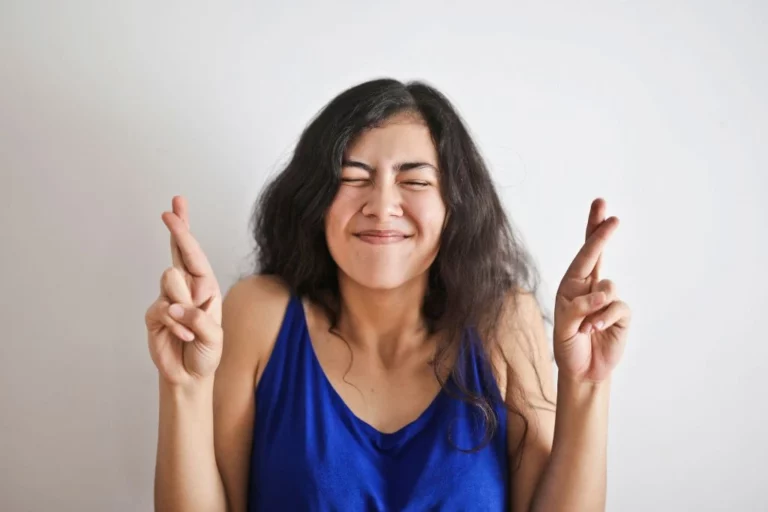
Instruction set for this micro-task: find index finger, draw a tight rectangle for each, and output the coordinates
[566,216,619,280]
[161,211,214,278]
[586,198,606,281]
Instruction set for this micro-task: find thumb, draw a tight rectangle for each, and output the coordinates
[167,303,222,348]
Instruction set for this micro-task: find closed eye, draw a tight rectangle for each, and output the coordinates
[402,180,430,188]
[340,178,370,186]
[341,179,431,188]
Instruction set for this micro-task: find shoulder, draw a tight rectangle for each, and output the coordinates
[490,289,555,408]
[223,273,291,314]
[220,274,292,384]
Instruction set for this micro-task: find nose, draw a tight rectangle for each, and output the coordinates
[361,179,403,219]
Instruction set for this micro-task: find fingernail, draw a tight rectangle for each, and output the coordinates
[169,304,184,319]
[595,320,605,330]
[181,330,194,341]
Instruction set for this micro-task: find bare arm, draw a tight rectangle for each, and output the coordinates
[155,377,226,511]
[148,197,289,511]
[503,200,630,512]
[530,377,610,511]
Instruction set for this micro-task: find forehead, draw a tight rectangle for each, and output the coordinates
[345,113,437,162]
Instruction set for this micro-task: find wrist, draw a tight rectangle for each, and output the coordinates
[557,374,611,405]
[159,376,215,405]
[551,373,612,454]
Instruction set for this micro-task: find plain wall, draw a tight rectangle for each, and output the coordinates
[2,1,766,510]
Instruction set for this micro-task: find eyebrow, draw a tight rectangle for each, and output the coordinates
[342,159,439,173]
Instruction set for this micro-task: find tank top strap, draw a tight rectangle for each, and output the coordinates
[451,327,505,403]
[255,294,308,412]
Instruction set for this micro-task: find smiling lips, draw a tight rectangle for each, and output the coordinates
[354,230,411,244]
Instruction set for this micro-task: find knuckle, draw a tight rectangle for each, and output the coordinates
[621,301,632,317]
[204,278,221,297]
[160,267,177,288]
[161,266,176,280]
[598,282,617,303]
[145,299,162,323]
[162,269,191,301]
[188,308,206,329]
[144,305,154,325]
[555,296,569,313]
[145,299,155,313]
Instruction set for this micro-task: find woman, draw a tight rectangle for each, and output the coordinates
[146,78,631,511]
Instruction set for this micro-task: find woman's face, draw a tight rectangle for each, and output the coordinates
[325,113,447,291]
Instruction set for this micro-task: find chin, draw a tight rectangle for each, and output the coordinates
[353,275,410,291]
[343,267,419,292]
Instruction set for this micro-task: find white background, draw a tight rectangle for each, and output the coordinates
[2,1,766,510]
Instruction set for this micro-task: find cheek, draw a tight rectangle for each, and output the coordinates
[409,195,447,239]
[325,192,357,242]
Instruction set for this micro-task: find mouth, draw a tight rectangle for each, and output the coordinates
[354,230,412,244]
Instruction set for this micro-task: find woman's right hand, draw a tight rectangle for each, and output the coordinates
[145,196,223,388]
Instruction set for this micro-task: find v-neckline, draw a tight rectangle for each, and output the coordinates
[296,296,449,447]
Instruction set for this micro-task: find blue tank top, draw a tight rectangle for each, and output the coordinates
[248,295,508,511]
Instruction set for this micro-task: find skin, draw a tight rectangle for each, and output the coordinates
[147,113,631,511]
[314,113,451,432]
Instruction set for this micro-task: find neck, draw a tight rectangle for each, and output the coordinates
[336,273,431,362]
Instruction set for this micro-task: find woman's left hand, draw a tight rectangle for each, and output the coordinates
[553,198,632,383]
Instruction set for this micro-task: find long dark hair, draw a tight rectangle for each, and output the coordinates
[251,78,551,460]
